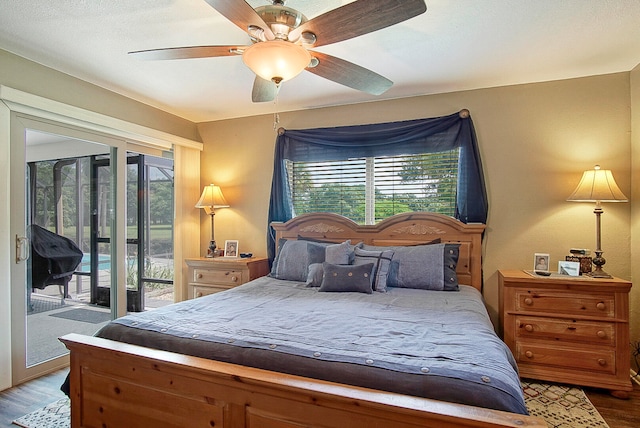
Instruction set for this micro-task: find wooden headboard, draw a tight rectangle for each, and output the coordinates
[271,212,486,291]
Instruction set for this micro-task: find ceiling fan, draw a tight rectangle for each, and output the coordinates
[129,0,427,103]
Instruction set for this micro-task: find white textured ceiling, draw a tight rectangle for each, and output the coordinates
[1,0,639,123]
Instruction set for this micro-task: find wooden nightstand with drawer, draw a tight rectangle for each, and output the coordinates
[498,269,632,397]
[185,257,270,299]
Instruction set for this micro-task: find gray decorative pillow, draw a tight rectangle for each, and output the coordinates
[269,239,310,282]
[307,240,355,266]
[324,240,353,264]
[271,239,358,282]
[319,262,374,294]
[305,263,324,287]
[299,236,362,264]
[353,247,394,292]
[307,241,327,265]
[387,243,461,291]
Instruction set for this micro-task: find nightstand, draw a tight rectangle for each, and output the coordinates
[498,269,632,397]
[185,257,270,298]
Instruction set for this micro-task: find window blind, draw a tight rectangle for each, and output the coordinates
[287,149,459,224]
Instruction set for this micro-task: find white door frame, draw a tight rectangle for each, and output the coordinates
[0,86,202,388]
[10,113,128,384]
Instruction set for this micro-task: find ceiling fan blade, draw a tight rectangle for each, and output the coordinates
[252,76,278,103]
[289,0,426,47]
[204,0,274,40]
[305,51,392,95]
[129,46,245,60]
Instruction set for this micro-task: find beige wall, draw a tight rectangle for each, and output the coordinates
[198,72,633,329]
[0,49,199,142]
[631,63,640,348]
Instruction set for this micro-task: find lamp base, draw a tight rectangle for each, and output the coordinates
[206,240,217,258]
[585,251,612,278]
[585,268,612,279]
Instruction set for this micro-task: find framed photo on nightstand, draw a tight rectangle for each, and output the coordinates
[224,240,239,258]
[533,253,549,272]
[558,260,580,276]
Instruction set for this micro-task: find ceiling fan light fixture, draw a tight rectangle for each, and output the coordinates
[243,40,311,83]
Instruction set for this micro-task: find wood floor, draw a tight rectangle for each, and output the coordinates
[1,368,639,427]
[0,369,68,428]
[583,381,640,428]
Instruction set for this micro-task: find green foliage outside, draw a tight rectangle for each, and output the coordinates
[33,158,174,236]
[126,257,173,291]
[31,156,175,291]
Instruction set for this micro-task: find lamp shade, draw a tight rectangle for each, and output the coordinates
[195,184,229,209]
[567,165,628,202]
[243,40,311,84]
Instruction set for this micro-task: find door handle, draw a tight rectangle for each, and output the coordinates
[16,235,29,263]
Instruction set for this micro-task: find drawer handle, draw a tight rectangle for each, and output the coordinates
[596,302,606,311]
[597,330,607,339]
[598,358,607,366]
[524,324,534,332]
[525,351,534,359]
[196,291,203,298]
[197,273,203,279]
[524,298,533,306]
[231,276,238,282]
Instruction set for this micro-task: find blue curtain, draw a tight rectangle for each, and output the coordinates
[267,110,487,261]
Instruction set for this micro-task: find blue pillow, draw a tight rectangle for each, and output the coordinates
[271,239,359,282]
[362,242,460,291]
[307,240,356,266]
[299,236,362,264]
[390,243,460,291]
[269,239,310,281]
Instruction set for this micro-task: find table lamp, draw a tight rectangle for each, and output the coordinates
[566,165,628,278]
[195,184,229,257]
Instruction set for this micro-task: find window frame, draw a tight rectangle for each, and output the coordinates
[286,148,460,225]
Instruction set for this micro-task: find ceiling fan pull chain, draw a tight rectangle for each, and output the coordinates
[273,112,280,130]
[273,87,281,130]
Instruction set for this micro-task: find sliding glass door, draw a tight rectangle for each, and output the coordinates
[1,87,197,389]
[10,116,124,384]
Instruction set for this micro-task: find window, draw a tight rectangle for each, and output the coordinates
[267,112,487,261]
[287,149,459,224]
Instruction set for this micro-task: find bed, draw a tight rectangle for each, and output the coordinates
[60,212,546,428]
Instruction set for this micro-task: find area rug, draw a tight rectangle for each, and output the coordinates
[522,380,610,428]
[12,397,69,428]
[28,294,66,314]
[48,308,110,324]
[12,382,609,428]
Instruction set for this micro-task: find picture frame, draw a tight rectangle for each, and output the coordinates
[565,255,593,275]
[224,240,239,258]
[558,260,580,276]
[533,253,550,272]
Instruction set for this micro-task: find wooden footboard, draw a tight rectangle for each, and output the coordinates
[60,333,545,428]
